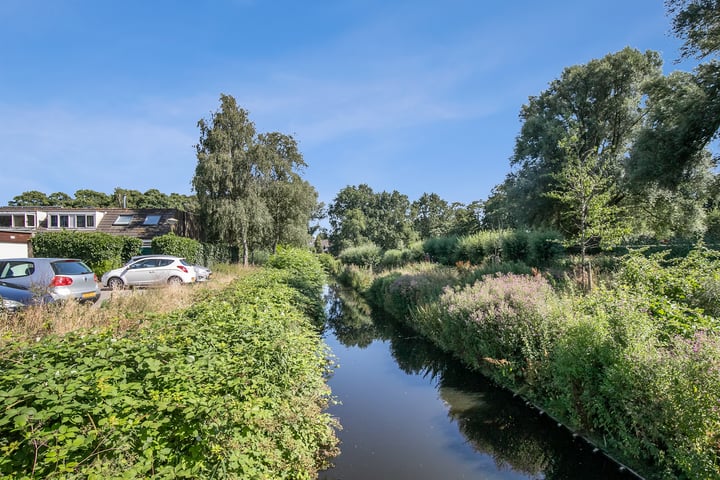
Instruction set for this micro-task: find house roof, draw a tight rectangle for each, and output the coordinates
[0,207,182,240]
[95,208,178,239]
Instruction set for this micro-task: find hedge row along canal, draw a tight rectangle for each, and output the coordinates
[0,247,339,479]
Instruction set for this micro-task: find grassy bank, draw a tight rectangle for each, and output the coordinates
[0,248,339,479]
[352,246,720,480]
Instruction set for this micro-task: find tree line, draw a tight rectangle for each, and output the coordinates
[329,1,720,260]
[7,188,196,210]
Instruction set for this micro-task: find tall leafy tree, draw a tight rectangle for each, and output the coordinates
[167,193,197,211]
[372,190,414,250]
[137,189,170,208]
[504,48,663,238]
[482,181,519,230]
[112,188,144,208]
[547,134,629,288]
[328,185,376,254]
[193,94,269,265]
[667,0,720,60]
[47,192,72,206]
[328,184,414,253]
[411,193,453,239]
[256,132,318,251]
[448,200,484,236]
[73,189,112,207]
[8,190,50,206]
[626,71,716,238]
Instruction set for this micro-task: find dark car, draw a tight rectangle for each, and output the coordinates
[0,280,53,312]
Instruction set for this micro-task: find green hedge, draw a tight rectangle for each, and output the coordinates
[151,234,201,264]
[31,231,141,276]
[338,243,382,269]
[0,249,339,479]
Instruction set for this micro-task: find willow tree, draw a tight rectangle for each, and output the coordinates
[256,132,318,252]
[192,94,270,265]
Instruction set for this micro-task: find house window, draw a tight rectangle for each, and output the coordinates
[13,215,25,227]
[143,215,161,225]
[0,215,11,228]
[26,214,35,227]
[74,215,96,228]
[113,215,134,226]
[49,214,71,228]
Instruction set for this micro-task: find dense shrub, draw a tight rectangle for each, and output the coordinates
[0,253,338,479]
[151,234,201,263]
[527,230,564,265]
[120,236,143,263]
[547,287,720,479]
[432,273,560,386]
[31,231,141,276]
[615,246,720,338]
[380,248,416,269]
[465,261,533,284]
[455,234,485,264]
[422,236,459,264]
[266,246,327,320]
[197,243,238,266]
[501,230,530,262]
[317,253,342,276]
[338,243,382,269]
[368,264,457,324]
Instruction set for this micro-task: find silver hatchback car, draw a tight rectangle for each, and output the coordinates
[101,255,196,288]
[0,258,101,303]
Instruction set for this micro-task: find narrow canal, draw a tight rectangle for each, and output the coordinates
[318,286,640,480]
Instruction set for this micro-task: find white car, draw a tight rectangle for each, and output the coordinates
[101,256,196,288]
[194,264,212,282]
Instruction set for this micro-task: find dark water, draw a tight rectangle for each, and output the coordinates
[318,286,641,480]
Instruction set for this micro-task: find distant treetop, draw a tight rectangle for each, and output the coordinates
[7,188,197,210]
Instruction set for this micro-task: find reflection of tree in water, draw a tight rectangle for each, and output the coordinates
[323,286,378,348]
[375,313,636,480]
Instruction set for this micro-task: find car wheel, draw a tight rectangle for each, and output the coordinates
[167,276,183,286]
[108,277,124,289]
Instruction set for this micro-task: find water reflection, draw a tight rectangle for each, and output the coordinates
[320,285,640,480]
[323,285,378,348]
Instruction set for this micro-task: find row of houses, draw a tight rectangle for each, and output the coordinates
[0,207,198,258]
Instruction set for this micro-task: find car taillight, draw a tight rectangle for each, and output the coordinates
[177,265,188,273]
[94,274,99,282]
[51,276,73,287]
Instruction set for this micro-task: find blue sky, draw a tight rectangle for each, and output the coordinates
[0,0,697,210]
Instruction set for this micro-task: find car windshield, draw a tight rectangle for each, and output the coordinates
[180,259,192,267]
[52,260,92,275]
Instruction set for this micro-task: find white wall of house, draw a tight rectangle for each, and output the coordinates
[0,242,29,259]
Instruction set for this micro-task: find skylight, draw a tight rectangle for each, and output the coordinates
[143,215,161,225]
[113,215,134,226]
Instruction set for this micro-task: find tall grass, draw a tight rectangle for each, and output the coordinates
[0,264,251,345]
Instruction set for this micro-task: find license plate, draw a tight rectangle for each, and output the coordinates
[82,292,96,299]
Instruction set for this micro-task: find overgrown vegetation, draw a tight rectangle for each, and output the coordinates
[0,249,339,479]
[337,229,565,273]
[349,245,720,479]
